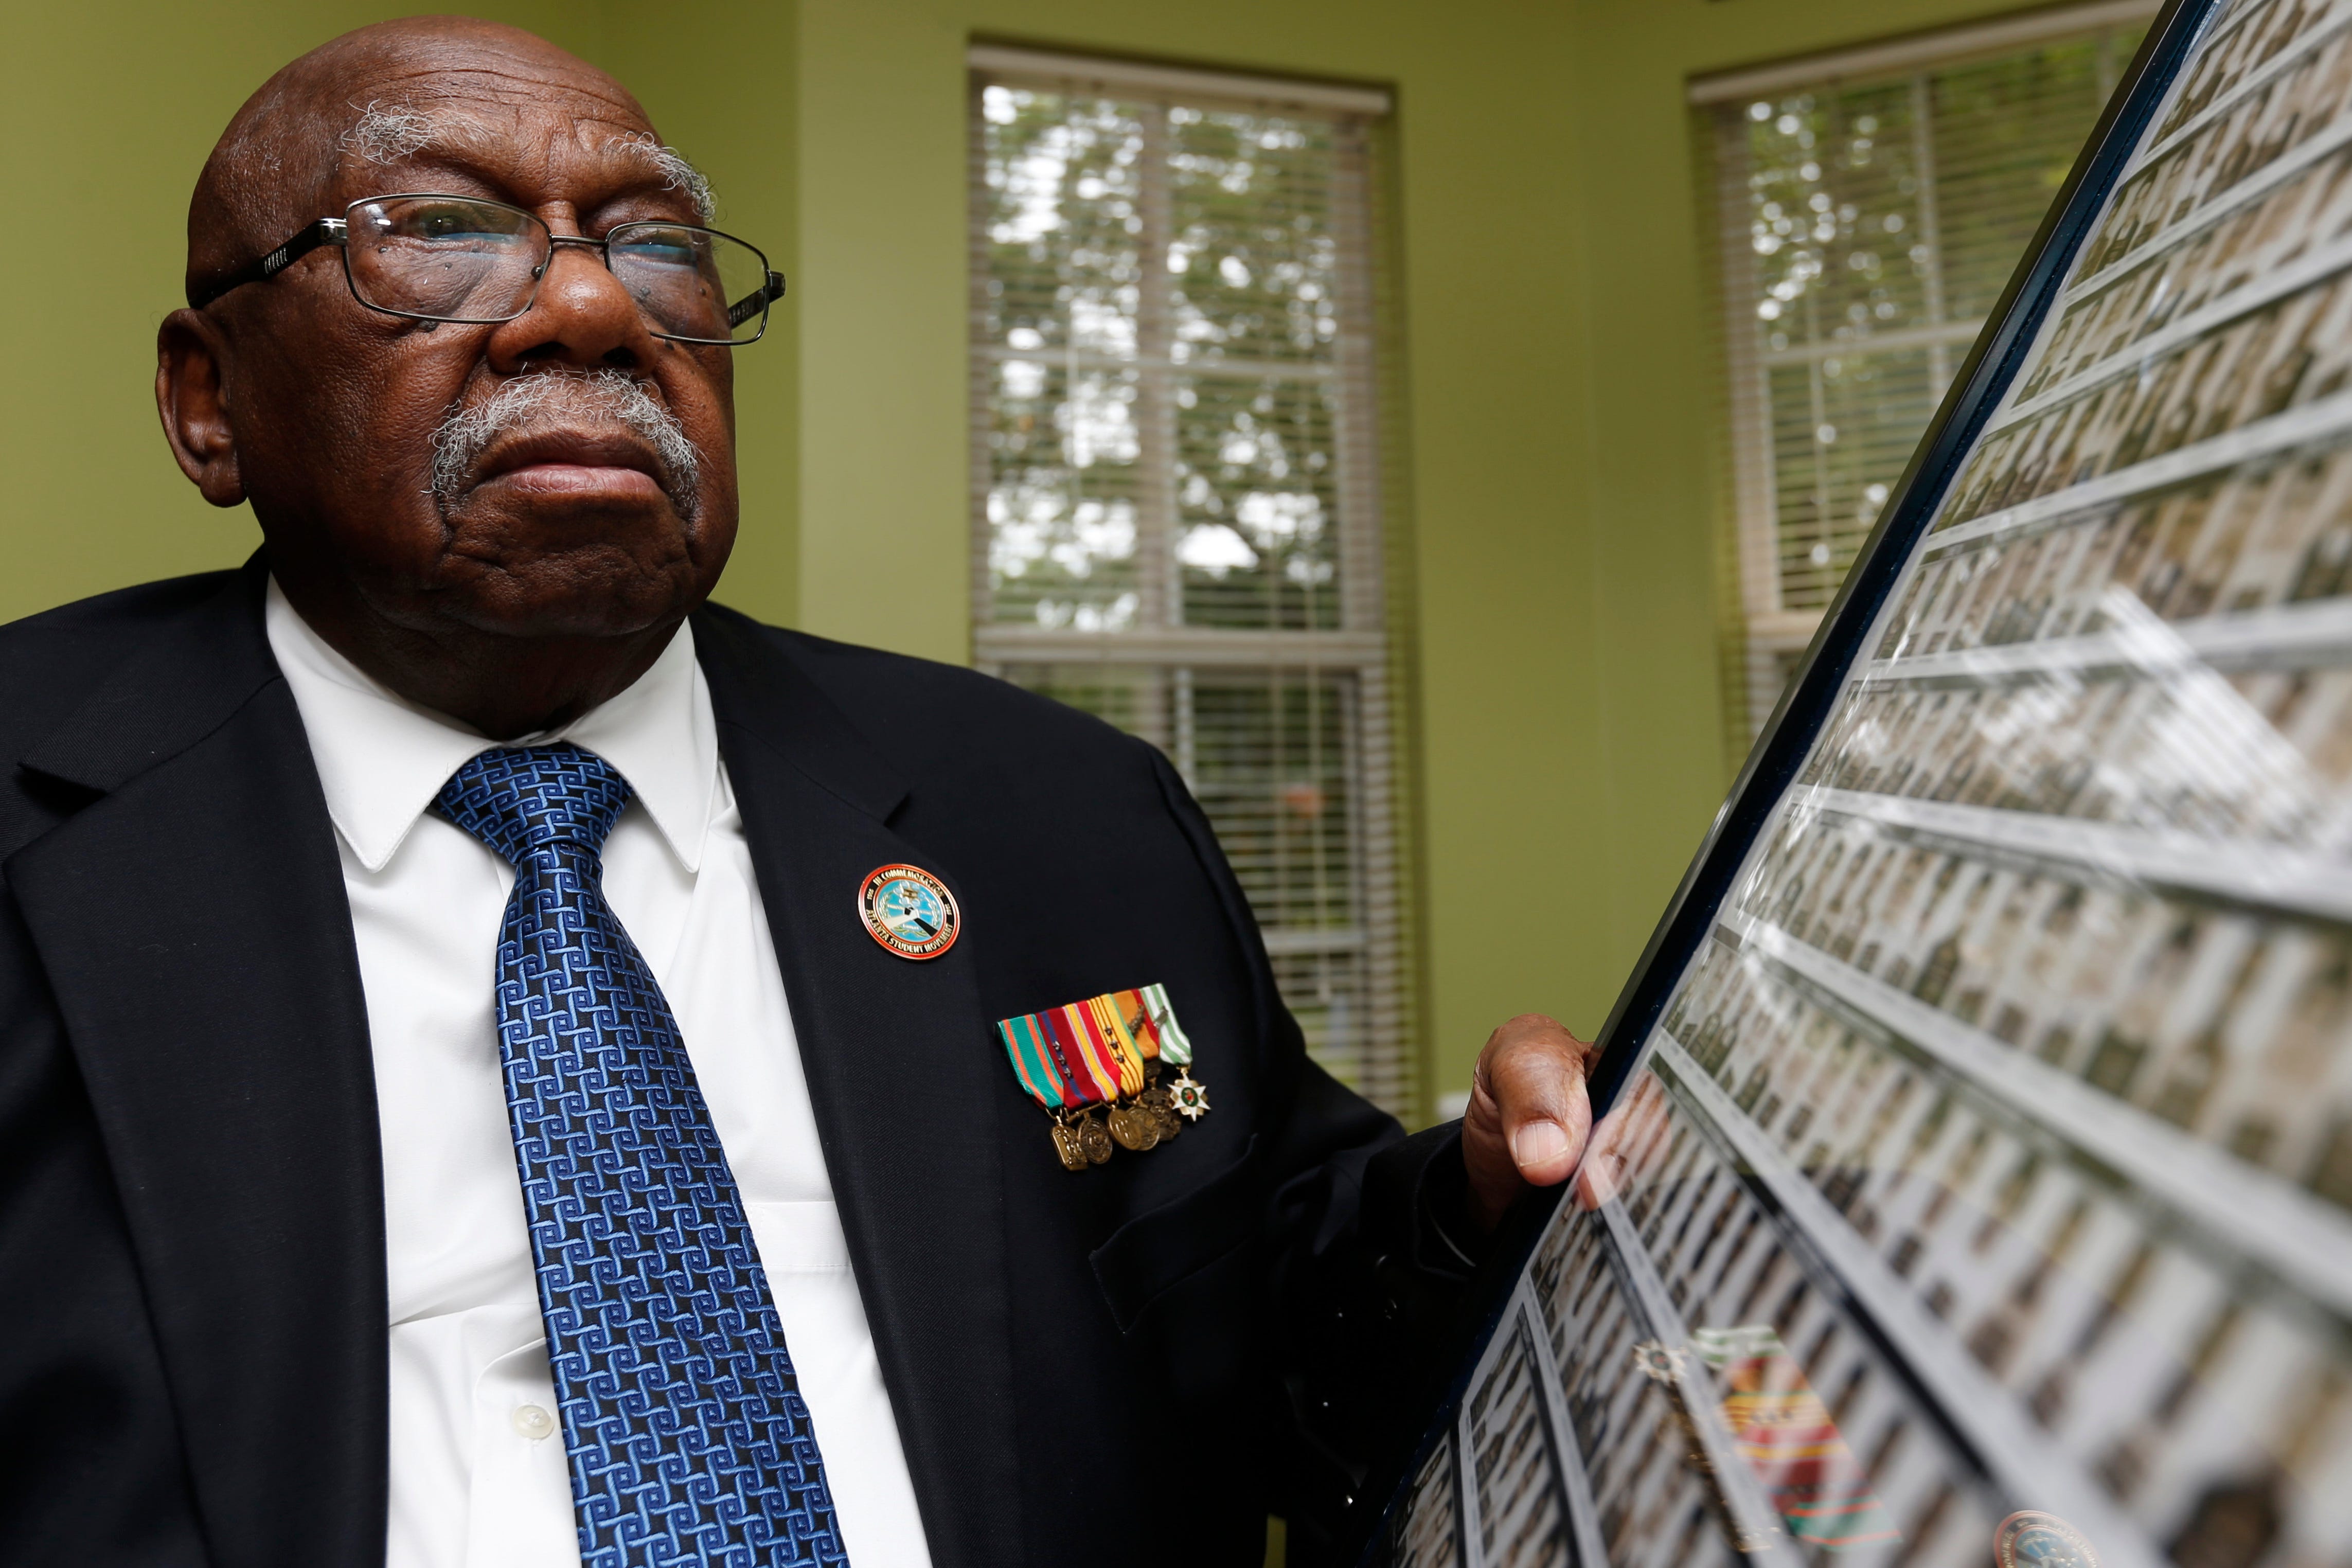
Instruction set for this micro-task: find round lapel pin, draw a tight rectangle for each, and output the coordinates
[1994,1513,2097,1568]
[858,863,960,960]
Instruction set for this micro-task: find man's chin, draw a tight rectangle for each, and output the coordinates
[397,484,730,641]
[418,543,710,644]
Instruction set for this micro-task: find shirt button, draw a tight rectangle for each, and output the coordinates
[512,1403,556,1441]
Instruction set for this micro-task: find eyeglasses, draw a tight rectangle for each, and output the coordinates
[190,192,787,346]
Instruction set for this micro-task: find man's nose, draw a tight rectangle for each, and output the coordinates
[487,239,659,372]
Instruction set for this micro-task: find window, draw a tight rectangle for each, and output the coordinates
[968,47,1412,1115]
[1702,2,2157,735]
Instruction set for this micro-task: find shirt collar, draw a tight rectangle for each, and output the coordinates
[263,578,717,875]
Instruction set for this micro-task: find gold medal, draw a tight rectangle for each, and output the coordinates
[1050,1114,1091,1172]
[1108,1100,1162,1151]
[1078,1108,1114,1164]
[1137,1082,1182,1141]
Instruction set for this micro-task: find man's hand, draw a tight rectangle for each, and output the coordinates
[1462,1014,1595,1234]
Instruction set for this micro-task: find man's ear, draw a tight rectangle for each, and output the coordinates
[156,309,245,508]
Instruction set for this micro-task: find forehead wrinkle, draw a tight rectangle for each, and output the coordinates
[332,115,709,226]
[381,60,650,123]
[337,65,650,154]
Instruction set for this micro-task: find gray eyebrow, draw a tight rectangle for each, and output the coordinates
[604,132,717,224]
[337,103,720,224]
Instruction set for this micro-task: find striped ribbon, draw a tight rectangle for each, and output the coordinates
[997,984,1189,1112]
[1138,982,1191,1067]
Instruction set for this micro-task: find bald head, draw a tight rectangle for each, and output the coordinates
[157,15,750,739]
[187,17,708,306]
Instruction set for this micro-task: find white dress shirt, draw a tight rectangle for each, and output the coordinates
[263,582,934,1568]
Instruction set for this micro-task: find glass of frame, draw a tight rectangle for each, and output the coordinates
[1353,3,2352,1565]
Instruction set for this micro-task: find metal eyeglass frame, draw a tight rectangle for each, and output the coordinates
[187,192,787,346]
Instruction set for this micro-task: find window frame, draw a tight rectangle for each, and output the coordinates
[966,46,1416,1116]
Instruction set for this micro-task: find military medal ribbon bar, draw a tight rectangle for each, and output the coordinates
[996,983,1209,1170]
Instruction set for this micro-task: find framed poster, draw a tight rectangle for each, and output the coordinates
[1351,1,2352,1563]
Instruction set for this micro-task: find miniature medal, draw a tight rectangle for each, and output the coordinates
[1051,1108,1114,1169]
[1049,1114,1090,1172]
[1168,1070,1211,1121]
[1107,1100,1162,1151]
[995,983,1206,1168]
[857,863,960,959]
[1076,1109,1114,1164]
[1136,1078,1183,1141]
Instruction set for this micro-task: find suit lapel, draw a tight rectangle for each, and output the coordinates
[696,610,1025,1568]
[9,567,385,1568]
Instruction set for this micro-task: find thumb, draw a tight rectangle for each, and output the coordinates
[1468,1014,1593,1189]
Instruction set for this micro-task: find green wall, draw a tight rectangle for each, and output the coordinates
[3,0,2035,1117]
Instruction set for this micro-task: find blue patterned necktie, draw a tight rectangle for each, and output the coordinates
[435,745,850,1567]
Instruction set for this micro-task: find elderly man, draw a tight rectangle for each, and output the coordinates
[0,17,1592,1568]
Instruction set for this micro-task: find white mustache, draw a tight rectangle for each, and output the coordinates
[429,369,701,512]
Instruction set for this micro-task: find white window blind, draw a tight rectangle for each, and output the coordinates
[968,49,1412,1115]
[1701,3,2156,736]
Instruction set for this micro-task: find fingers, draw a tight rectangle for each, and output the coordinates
[1482,1014,1594,1187]
[1460,1014,1594,1234]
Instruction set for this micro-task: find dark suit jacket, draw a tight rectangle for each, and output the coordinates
[0,562,1475,1568]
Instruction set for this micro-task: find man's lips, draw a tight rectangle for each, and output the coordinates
[473,428,668,501]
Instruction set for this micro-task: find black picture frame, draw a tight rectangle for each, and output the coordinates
[1339,1,2219,1560]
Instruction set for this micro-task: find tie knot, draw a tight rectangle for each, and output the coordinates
[435,745,632,865]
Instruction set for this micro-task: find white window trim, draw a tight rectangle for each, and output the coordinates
[967,54,1413,1114]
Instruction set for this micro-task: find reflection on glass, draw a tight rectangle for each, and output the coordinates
[1692,1326,1900,1553]
[1396,1437,1463,1568]
[1468,1324,1574,1567]
[1379,2,2352,1563]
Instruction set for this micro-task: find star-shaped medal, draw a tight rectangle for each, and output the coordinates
[1170,1071,1210,1121]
